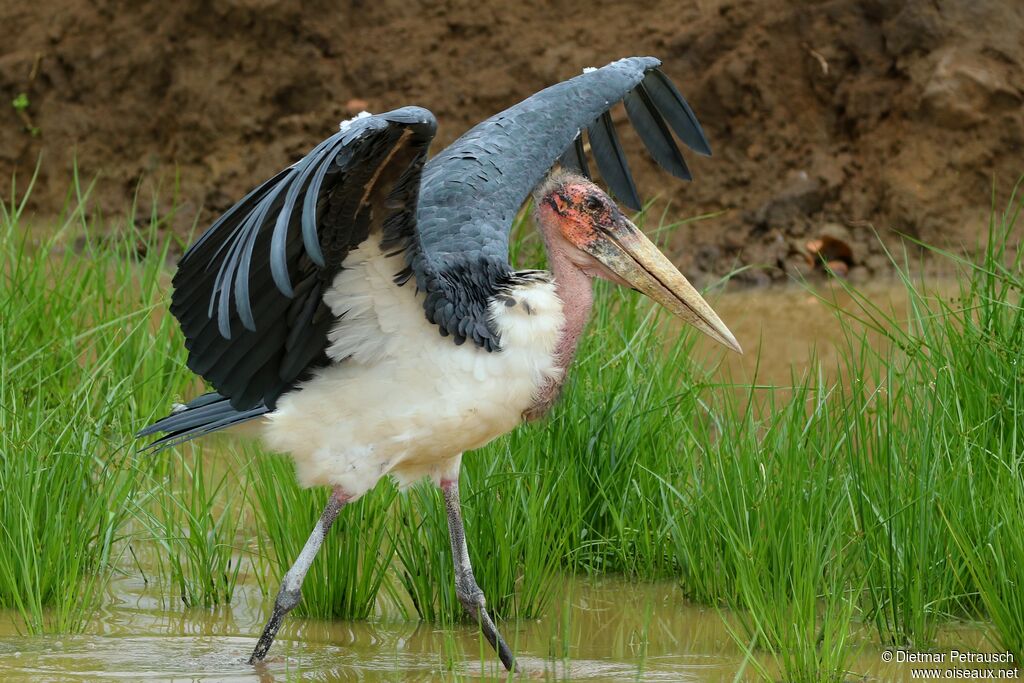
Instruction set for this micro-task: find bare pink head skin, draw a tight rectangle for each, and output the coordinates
[524,169,741,420]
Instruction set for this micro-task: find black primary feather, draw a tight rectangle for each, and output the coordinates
[637,69,711,156]
[624,86,691,180]
[588,110,642,210]
[557,132,591,179]
[137,392,268,453]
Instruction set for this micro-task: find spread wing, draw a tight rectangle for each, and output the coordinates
[408,56,710,349]
[157,57,707,416]
[169,107,437,410]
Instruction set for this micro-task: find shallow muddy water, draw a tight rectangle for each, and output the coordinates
[0,575,733,681]
[0,572,1001,682]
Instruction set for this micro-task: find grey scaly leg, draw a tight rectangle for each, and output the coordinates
[248,487,348,664]
[440,478,517,672]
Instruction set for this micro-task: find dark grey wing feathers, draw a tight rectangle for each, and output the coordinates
[588,110,642,210]
[179,167,293,269]
[410,57,710,347]
[234,175,292,329]
[625,86,691,181]
[557,133,592,179]
[137,392,271,453]
[165,107,436,412]
[639,69,711,157]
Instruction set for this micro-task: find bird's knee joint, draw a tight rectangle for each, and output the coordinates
[275,586,302,613]
[455,580,486,611]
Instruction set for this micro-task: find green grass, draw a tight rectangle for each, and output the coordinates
[393,447,570,623]
[135,447,249,607]
[249,449,398,619]
[656,377,860,682]
[0,174,187,632]
[1,172,1023,681]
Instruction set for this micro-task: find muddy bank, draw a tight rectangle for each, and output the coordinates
[1,0,1021,285]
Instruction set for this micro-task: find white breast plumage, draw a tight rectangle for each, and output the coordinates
[262,241,564,498]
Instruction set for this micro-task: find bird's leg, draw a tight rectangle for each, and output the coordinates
[440,478,517,672]
[248,487,348,665]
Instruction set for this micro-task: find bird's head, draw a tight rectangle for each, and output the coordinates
[535,170,741,353]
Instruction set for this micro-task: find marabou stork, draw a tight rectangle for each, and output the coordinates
[139,56,740,671]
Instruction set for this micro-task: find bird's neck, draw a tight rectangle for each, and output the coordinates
[547,244,594,371]
[523,213,594,420]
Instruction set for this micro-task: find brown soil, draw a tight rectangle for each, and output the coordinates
[2,0,1022,285]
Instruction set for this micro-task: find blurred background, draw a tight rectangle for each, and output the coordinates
[2,0,1022,287]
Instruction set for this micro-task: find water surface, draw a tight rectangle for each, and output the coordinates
[0,569,1003,682]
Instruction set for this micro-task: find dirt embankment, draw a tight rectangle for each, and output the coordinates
[1,0,1022,285]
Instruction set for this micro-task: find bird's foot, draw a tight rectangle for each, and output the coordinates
[248,608,283,664]
[456,586,517,672]
[248,587,301,664]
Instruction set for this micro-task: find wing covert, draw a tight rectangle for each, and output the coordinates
[407,56,710,349]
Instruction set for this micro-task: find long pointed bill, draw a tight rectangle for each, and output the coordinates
[585,215,742,353]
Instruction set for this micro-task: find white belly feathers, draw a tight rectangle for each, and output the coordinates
[262,241,564,498]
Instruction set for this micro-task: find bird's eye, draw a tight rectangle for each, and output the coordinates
[584,196,603,212]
